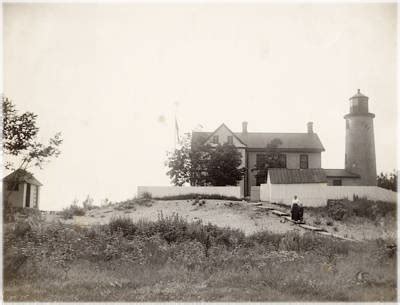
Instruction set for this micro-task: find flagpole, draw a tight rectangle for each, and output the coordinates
[174,101,179,149]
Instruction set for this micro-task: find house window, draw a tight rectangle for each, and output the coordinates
[279,154,287,168]
[256,154,266,169]
[7,183,19,191]
[212,135,219,144]
[300,154,308,169]
[227,136,233,145]
[333,179,342,186]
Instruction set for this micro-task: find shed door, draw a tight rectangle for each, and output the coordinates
[25,184,31,207]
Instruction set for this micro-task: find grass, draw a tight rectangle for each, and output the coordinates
[3,212,396,302]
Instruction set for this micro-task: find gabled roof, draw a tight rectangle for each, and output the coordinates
[324,169,360,178]
[203,123,247,147]
[3,169,42,186]
[268,168,327,184]
[192,127,325,151]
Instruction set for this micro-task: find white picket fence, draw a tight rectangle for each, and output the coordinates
[137,186,241,198]
[260,184,397,206]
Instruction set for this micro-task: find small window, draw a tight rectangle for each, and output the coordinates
[227,136,233,145]
[7,183,19,191]
[333,179,342,186]
[300,154,308,169]
[279,154,287,168]
[212,135,219,144]
[346,119,349,130]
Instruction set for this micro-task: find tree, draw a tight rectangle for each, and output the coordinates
[252,138,285,184]
[166,134,245,186]
[3,96,63,206]
[377,171,397,192]
[207,143,246,186]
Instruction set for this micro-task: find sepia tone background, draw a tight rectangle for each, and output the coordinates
[3,3,397,210]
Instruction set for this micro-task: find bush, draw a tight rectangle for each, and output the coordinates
[82,195,97,210]
[60,203,85,219]
[109,216,136,236]
[141,192,152,199]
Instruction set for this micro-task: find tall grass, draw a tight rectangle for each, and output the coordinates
[4,213,396,302]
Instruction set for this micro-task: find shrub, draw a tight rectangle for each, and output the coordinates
[60,203,85,219]
[326,220,334,226]
[109,216,136,236]
[141,192,152,200]
[82,195,97,210]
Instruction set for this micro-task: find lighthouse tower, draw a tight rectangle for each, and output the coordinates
[344,89,377,185]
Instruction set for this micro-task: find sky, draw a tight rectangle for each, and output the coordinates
[3,3,397,211]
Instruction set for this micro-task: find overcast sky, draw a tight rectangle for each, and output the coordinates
[3,3,397,210]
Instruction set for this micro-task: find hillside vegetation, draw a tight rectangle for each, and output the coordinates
[4,206,396,302]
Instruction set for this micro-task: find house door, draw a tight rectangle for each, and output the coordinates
[25,184,31,207]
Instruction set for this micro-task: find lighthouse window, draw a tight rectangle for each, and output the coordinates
[346,119,349,129]
[300,154,308,169]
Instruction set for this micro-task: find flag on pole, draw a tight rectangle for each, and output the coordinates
[175,117,180,143]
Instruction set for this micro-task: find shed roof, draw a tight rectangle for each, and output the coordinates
[268,168,327,184]
[324,169,360,178]
[3,169,43,186]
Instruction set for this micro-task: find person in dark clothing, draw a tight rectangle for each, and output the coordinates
[291,195,301,222]
[291,203,299,221]
[298,203,304,222]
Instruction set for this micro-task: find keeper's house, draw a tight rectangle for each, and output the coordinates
[192,89,376,198]
[3,169,42,209]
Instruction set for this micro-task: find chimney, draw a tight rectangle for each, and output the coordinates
[242,121,248,134]
[307,122,313,134]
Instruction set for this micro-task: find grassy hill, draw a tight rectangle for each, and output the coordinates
[3,197,397,302]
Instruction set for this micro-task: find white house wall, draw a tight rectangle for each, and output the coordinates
[260,184,397,205]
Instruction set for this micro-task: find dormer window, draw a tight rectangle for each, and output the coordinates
[212,135,219,144]
[227,136,233,145]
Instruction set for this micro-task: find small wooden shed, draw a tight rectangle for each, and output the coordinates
[3,169,42,209]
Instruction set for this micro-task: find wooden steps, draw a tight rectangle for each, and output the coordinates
[299,224,325,232]
[271,210,290,217]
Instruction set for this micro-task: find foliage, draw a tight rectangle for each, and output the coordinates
[166,133,213,186]
[152,193,241,201]
[166,133,245,187]
[3,212,397,302]
[207,143,246,186]
[377,171,397,192]
[324,199,396,221]
[3,96,63,170]
[252,138,285,183]
[82,195,97,210]
[60,201,86,219]
[141,192,152,199]
[2,96,63,208]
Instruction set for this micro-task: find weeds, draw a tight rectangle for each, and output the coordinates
[3,211,397,302]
